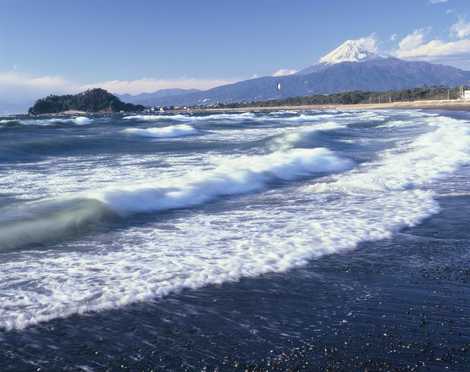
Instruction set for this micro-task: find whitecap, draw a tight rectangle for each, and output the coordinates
[122,124,198,138]
[91,148,353,215]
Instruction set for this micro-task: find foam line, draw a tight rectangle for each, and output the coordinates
[2,112,470,331]
[0,147,353,251]
[312,116,470,194]
[92,148,353,215]
[122,124,198,138]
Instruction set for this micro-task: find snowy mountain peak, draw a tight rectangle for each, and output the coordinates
[319,38,380,64]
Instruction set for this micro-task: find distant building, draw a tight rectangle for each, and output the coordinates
[464,90,470,101]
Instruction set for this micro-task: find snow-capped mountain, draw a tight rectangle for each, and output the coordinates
[319,39,381,64]
[120,39,470,107]
[296,38,383,75]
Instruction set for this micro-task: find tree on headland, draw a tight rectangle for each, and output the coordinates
[28,88,145,115]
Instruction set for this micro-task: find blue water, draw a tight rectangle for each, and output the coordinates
[1,109,470,370]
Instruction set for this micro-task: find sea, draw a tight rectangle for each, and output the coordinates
[0,109,470,371]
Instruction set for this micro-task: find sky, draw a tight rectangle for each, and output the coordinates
[0,0,469,106]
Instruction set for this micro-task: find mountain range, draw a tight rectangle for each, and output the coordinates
[119,88,200,106]
[121,40,470,107]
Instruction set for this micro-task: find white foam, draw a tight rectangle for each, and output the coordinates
[270,121,344,150]
[8,117,94,126]
[313,116,470,194]
[268,110,299,115]
[123,112,338,124]
[2,111,470,331]
[0,175,437,332]
[91,148,353,215]
[71,117,92,125]
[122,124,198,138]
[124,112,258,122]
[123,114,189,121]
[376,120,414,129]
[131,110,379,124]
[0,145,353,250]
[48,117,93,125]
[202,112,257,121]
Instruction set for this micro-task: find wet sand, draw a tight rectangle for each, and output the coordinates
[1,195,470,371]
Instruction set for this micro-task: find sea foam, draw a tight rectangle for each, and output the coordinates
[92,148,353,215]
[312,116,470,194]
[71,117,92,125]
[0,144,353,251]
[122,124,198,138]
[2,111,470,331]
[7,117,94,126]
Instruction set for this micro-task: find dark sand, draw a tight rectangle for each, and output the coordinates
[1,195,470,371]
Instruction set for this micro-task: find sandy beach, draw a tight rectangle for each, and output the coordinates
[191,99,470,113]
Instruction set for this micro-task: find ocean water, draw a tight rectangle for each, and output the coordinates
[1,109,470,370]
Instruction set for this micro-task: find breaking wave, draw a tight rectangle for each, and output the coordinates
[69,117,92,125]
[269,121,344,150]
[0,116,93,126]
[122,124,198,138]
[123,111,344,123]
[123,114,190,121]
[0,199,114,251]
[2,111,470,331]
[312,116,470,194]
[0,146,353,251]
[91,148,353,215]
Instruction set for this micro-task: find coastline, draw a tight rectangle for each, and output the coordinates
[2,107,470,371]
[189,99,470,113]
[3,195,470,371]
[22,99,470,117]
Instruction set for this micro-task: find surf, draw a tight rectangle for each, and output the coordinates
[1,110,470,331]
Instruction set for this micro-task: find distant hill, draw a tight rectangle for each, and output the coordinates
[218,86,467,108]
[119,88,201,106]
[138,40,470,107]
[0,100,32,115]
[29,89,145,115]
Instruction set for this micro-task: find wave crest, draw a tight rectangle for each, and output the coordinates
[122,124,198,138]
[93,148,353,215]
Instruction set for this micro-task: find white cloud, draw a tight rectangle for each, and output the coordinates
[0,72,77,101]
[0,72,71,90]
[0,73,233,99]
[0,72,79,113]
[354,34,379,53]
[272,69,297,77]
[397,38,470,59]
[429,0,448,4]
[81,78,234,95]
[390,34,398,42]
[0,72,236,112]
[451,18,470,39]
[398,29,428,51]
[395,28,470,69]
[394,24,470,69]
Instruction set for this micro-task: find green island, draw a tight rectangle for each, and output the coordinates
[28,88,145,115]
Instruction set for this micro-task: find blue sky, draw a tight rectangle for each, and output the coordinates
[0,0,469,100]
